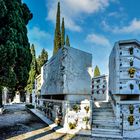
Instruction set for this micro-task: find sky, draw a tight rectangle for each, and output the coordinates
[23,0,140,74]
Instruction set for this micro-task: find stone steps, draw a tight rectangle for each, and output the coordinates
[93,111,114,116]
[92,133,122,139]
[93,108,113,112]
[92,123,119,129]
[92,115,115,120]
[92,102,122,138]
[94,102,112,108]
[93,119,116,124]
[92,128,121,135]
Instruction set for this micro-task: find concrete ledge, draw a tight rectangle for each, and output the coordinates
[29,108,91,136]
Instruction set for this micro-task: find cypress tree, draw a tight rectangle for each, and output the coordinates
[66,35,70,47]
[53,29,57,54]
[37,48,48,74]
[53,2,61,55]
[61,17,65,47]
[94,66,101,77]
[0,0,32,106]
[25,44,37,94]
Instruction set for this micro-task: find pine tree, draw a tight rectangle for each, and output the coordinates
[0,0,32,106]
[53,2,61,55]
[94,66,101,77]
[61,17,65,47]
[66,35,70,47]
[37,48,48,74]
[25,44,37,94]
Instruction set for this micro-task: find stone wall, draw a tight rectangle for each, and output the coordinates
[115,101,140,138]
[109,40,140,97]
[92,75,108,101]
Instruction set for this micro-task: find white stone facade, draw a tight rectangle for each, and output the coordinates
[41,46,92,102]
[109,40,140,138]
[92,75,108,101]
[109,40,140,101]
[35,74,41,95]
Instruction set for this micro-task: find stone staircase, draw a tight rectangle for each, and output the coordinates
[92,102,122,139]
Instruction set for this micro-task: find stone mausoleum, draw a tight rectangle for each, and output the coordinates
[109,39,140,138]
[35,46,93,131]
[41,46,92,101]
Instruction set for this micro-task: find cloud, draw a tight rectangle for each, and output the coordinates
[46,0,114,32]
[28,26,50,41]
[115,18,140,34]
[102,18,140,34]
[28,26,52,58]
[86,33,111,47]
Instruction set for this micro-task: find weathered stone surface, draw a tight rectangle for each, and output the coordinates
[41,46,92,101]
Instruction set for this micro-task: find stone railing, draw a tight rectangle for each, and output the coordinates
[37,99,92,130]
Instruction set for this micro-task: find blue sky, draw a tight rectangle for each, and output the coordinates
[23,0,140,74]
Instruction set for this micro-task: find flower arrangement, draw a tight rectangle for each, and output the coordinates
[129,47,134,55]
[129,84,134,90]
[128,115,135,125]
[72,104,80,113]
[129,104,134,114]
[68,122,77,129]
[130,59,133,66]
[84,106,90,113]
[128,67,136,78]
[83,116,90,125]
[55,117,62,125]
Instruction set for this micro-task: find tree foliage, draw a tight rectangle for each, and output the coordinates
[0,0,32,106]
[94,66,101,77]
[37,48,48,74]
[25,44,37,94]
[61,17,65,47]
[66,35,70,47]
[53,2,61,55]
[53,2,71,55]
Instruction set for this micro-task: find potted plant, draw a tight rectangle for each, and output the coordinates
[128,115,135,125]
[130,59,133,66]
[83,116,90,129]
[72,104,80,113]
[129,104,134,114]
[83,116,90,125]
[68,122,77,129]
[55,117,62,125]
[129,84,134,90]
[128,67,136,78]
[84,106,90,113]
[129,47,134,55]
